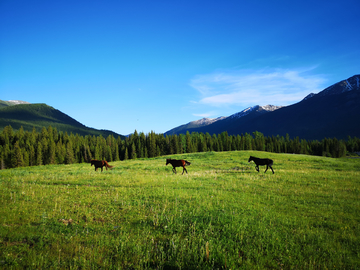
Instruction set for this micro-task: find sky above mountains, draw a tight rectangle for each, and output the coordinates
[1,0,359,135]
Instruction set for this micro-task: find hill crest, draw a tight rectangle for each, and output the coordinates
[0,101,124,138]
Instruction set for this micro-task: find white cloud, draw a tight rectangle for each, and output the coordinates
[193,112,213,118]
[189,68,327,107]
[192,110,221,118]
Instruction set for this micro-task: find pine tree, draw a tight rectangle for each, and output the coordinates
[253,131,265,151]
[139,132,146,158]
[48,139,56,164]
[29,145,35,166]
[199,134,207,152]
[11,141,24,167]
[105,145,113,161]
[0,146,5,170]
[95,144,102,160]
[171,135,179,154]
[35,142,42,166]
[3,125,14,146]
[65,141,75,164]
[147,131,157,157]
[56,139,66,164]
[41,137,49,165]
[185,132,193,153]
[0,144,9,169]
[244,133,253,150]
[124,147,129,160]
[212,134,220,151]
[114,145,120,161]
[130,143,136,159]
[338,141,347,157]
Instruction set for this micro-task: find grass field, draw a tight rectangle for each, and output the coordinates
[1,151,359,269]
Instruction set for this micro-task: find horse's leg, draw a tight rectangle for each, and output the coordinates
[255,165,259,172]
[172,166,176,174]
[264,165,269,173]
[270,166,274,174]
[182,166,188,175]
[101,166,103,172]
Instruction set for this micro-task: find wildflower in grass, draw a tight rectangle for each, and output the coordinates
[206,241,210,261]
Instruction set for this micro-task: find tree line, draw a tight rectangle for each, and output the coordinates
[1,125,359,169]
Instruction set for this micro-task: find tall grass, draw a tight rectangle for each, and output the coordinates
[1,151,359,269]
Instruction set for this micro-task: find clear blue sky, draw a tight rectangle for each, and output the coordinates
[1,0,359,135]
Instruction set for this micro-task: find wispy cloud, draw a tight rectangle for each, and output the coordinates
[193,112,213,118]
[192,110,221,118]
[190,68,327,107]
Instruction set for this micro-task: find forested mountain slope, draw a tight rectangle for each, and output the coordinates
[0,102,124,138]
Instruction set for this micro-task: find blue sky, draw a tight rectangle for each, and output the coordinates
[1,0,359,135]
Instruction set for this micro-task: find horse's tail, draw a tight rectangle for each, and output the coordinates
[184,160,191,166]
[104,160,114,169]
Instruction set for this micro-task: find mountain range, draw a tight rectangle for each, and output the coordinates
[165,74,360,140]
[1,74,359,140]
[0,101,125,139]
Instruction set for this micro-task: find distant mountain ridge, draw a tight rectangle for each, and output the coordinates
[165,74,360,140]
[0,101,125,138]
[165,104,283,136]
[2,74,359,140]
[165,116,227,135]
[165,106,283,136]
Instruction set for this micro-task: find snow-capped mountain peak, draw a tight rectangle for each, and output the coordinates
[191,116,227,126]
[310,75,360,99]
[8,100,31,105]
[229,105,283,119]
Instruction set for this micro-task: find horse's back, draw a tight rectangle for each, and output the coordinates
[249,156,273,166]
[91,159,104,167]
[166,159,190,167]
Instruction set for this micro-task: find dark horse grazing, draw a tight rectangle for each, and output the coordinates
[166,159,191,174]
[90,159,113,172]
[248,156,274,174]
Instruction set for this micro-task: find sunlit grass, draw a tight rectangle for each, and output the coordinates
[1,151,359,269]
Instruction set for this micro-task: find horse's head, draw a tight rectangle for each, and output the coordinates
[166,159,170,165]
[248,156,253,163]
[90,159,98,166]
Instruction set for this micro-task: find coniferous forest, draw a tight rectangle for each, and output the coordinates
[1,125,359,169]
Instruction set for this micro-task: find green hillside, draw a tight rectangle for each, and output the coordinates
[0,101,124,138]
[0,151,359,268]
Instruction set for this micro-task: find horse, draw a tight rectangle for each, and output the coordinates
[248,156,274,174]
[166,159,191,174]
[90,159,113,172]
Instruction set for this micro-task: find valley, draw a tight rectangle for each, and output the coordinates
[1,151,359,268]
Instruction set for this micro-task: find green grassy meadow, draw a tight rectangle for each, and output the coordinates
[1,151,359,269]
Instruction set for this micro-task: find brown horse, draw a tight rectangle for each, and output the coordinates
[166,159,191,174]
[90,159,113,172]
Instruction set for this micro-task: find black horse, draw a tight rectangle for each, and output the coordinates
[166,159,191,174]
[248,156,274,174]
